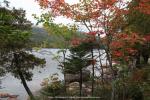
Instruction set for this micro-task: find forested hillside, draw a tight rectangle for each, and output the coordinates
[31,26,85,48]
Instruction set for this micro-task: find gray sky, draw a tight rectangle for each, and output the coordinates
[7,0,42,25]
[6,0,78,26]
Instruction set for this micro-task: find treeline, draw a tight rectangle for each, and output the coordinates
[31,26,85,48]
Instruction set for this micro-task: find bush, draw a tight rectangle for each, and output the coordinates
[40,73,65,97]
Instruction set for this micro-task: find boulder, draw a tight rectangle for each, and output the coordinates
[67,82,92,96]
[65,69,90,84]
[68,82,80,89]
[67,82,80,95]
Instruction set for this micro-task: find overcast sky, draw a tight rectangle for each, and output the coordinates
[7,0,41,25]
[6,0,79,26]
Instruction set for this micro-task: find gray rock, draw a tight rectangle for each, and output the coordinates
[65,69,90,83]
[67,82,92,96]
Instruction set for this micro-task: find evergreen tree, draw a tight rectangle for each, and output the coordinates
[64,41,92,96]
[0,1,45,99]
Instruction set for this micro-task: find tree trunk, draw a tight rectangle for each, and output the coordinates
[142,55,149,64]
[91,49,95,96]
[105,49,116,100]
[14,53,35,100]
[136,52,141,67]
[79,69,82,97]
[98,49,104,84]
[18,70,35,100]
[62,50,67,93]
[142,48,149,64]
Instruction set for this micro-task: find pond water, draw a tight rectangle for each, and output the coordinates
[0,48,107,100]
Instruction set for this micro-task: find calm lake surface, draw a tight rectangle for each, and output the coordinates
[0,48,106,100]
[0,49,64,100]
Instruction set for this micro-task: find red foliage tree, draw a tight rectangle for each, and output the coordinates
[137,0,150,15]
[110,32,144,63]
[35,0,147,99]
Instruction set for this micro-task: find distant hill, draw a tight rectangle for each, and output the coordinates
[31,26,84,48]
[31,26,49,42]
[30,27,105,49]
[31,26,62,48]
